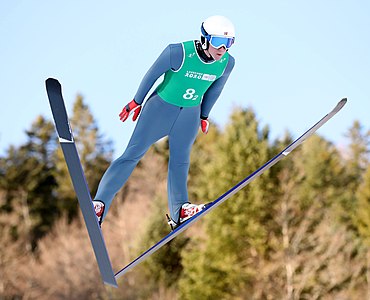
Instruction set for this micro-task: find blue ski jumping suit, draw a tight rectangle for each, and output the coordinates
[95,41,235,223]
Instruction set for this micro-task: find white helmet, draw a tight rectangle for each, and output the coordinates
[201,15,235,38]
[201,15,235,49]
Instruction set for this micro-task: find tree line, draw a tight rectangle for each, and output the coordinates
[0,96,369,299]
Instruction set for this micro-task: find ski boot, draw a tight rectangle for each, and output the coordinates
[93,200,105,226]
[179,203,206,223]
[166,202,206,231]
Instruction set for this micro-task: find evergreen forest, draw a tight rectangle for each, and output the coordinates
[1,95,369,300]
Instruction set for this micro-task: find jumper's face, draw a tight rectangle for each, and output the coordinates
[207,44,227,61]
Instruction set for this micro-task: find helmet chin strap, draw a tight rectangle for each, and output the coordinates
[197,39,214,62]
[201,41,208,50]
[201,36,209,50]
[201,39,215,60]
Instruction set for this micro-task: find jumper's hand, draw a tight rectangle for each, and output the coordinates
[119,100,141,122]
[200,118,209,134]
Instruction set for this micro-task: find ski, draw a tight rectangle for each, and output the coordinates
[115,98,347,280]
[45,78,117,287]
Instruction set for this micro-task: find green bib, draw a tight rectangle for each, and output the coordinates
[156,41,229,107]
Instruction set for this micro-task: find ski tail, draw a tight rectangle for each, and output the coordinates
[46,78,117,287]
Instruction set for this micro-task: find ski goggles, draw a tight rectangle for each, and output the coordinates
[207,35,235,49]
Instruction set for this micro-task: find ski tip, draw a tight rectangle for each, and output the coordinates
[46,77,59,82]
[45,78,61,88]
[333,98,347,113]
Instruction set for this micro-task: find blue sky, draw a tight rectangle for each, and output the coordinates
[1,1,369,158]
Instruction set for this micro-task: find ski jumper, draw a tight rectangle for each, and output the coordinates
[95,41,235,222]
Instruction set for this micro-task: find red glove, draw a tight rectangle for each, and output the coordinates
[119,100,141,122]
[200,118,209,134]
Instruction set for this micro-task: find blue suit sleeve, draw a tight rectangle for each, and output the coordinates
[200,55,235,119]
[134,44,183,104]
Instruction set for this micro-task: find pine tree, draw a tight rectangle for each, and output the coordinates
[346,120,370,185]
[53,95,113,219]
[295,135,346,208]
[355,163,370,298]
[270,135,359,299]
[356,165,370,245]
[71,95,113,194]
[342,121,370,227]
[134,196,189,298]
[188,119,221,200]
[180,107,272,299]
[0,116,58,249]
